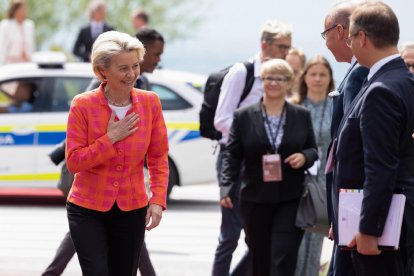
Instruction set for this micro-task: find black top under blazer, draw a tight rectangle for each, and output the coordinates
[220,101,318,203]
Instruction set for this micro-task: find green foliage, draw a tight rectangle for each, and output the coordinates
[0,0,210,54]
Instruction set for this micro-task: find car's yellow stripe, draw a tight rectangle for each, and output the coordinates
[166,122,199,130]
[0,173,60,181]
[0,122,200,132]
[36,125,67,131]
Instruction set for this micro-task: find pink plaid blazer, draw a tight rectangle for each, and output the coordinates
[66,85,169,211]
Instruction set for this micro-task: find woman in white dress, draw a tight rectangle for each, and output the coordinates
[0,0,35,65]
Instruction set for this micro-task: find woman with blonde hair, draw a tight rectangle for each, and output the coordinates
[220,58,318,275]
[65,31,169,275]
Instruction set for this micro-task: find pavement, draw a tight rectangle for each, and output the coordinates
[0,183,333,275]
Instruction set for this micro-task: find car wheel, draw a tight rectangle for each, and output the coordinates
[144,158,179,198]
[167,158,179,197]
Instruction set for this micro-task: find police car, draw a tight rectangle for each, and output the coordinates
[0,52,216,196]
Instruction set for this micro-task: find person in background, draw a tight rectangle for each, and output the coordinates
[133,27,165,276]
[294,55,334,276]
[0,0,35,65]
[0,81,36,113]
[213,20,293,276]
[334,1,414,274]
[286,48,306,100]
[73,0,114,62]
[400,41,414,74]
[135,28,164,89]
[220,58,318,275]
[131,9,149,32]
[42,141,76,276]
[66,31,169,275]
[322,1,369,275]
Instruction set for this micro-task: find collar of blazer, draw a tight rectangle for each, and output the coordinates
[337,57,405,136]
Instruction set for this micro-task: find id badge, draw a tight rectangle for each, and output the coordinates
[262,154,283,182]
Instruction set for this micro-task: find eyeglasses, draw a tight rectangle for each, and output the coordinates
[321,24,338,40]
[406,63,414,69]
[271,43,291,52]
[263,76,288,84]
[345,31,360,47]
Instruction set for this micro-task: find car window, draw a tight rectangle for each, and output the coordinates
[49,77,91,111]
[150,84,192,110]
[0,77,91,113]
[0,79,40,114]
[30,77,91,112]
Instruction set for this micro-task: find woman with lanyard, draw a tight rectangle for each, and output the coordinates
[293,55,334,276]
[220,59,318,276]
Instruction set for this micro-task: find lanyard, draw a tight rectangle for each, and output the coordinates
[262,102,286,153]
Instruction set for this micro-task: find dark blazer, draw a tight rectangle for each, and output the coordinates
[331,64,369,138]
[220,101,318,203]
[332,57,414,241]
[327,63,369,224]
[73,23,115,62]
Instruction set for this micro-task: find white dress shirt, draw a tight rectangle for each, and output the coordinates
[367,53,400,81]
[0,19,35,65]
[214,54,263,144]
[90,20,104,39]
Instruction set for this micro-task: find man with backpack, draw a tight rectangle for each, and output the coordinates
[209,20,293,276]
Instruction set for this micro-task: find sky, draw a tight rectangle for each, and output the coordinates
[162,0,414,83]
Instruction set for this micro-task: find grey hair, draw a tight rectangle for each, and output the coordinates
[327,0,366,29]
[88,0,106,16]
[91,31,146,77]
[400,42,414,55]
[260,20,292,44]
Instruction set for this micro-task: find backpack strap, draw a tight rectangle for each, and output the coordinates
[238,61,255,107]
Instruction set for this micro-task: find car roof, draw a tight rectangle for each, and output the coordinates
[0,62,94,82]
[153,69,206,89]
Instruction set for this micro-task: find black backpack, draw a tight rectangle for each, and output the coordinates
[199,61,255,140]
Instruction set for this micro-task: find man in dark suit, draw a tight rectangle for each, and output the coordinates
[322,1,369,275]
[135,28,164,90]
[333,2,414,275]
[73,0,115,62]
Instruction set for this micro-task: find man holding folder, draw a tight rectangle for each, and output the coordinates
[330,1,414,275]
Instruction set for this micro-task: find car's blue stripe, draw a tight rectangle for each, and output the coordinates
[180,130,200,141]
[38,132,67,145]
[1,130,202,145]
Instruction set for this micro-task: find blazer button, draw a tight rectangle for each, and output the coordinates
[118,150,123,155]
[117,165,123,171]
[113,181,119,187]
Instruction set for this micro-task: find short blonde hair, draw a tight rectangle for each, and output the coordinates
[260,20,292,44]
[91,31,146,77]
[260,59,294,81]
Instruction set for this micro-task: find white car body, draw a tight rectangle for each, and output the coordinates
[0,60,216,194]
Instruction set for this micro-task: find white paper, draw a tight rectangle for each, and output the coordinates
[338,190,406,249]
[308,159,320,176]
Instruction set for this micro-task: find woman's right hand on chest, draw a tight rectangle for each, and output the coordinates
[107,112,140,144]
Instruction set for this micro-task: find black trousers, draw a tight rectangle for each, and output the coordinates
[67,202,146,276]
[240,199,303,276]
